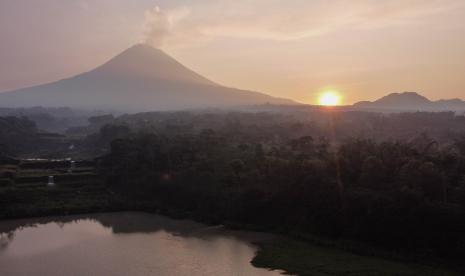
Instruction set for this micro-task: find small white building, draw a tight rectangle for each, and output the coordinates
[47,176,55,187]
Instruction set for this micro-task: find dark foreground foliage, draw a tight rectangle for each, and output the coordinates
[98,112,465,261]
[252,238,462,276]
[3,110,465,269]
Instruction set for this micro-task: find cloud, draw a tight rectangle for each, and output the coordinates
[142,0,464,47]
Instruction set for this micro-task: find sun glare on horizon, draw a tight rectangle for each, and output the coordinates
[318,91,342,106]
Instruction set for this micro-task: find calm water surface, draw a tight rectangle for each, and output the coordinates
[0,212,283,276]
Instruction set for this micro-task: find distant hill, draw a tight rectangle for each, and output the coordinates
[0,44,295,111]
[354,92,465,111]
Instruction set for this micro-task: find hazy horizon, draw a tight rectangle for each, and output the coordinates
[3,3,465,274]
[1,0,465,105]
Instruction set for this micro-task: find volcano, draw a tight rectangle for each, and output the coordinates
[0,44,295,111]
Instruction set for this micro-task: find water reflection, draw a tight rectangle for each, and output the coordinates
[0,232,14,250]
[0,212,273,247]
[0,212,282,276]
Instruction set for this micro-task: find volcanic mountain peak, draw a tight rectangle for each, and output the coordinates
[0,44,294,111]
[90,44,217,86]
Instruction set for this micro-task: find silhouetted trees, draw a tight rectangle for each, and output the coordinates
[97,111,465,259]
[4,110,465,260]
[0,117,39,155]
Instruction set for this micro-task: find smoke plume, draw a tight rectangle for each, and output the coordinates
[142,6,171,48]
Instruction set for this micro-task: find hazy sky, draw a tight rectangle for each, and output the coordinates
[1,0,465,104]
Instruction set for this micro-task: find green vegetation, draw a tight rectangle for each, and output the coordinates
[252,239,461,276]
[99,124,465,261]
[3,110,465,274]
[0,160,119,219]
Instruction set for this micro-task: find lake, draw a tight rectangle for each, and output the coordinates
[0,212,284,276]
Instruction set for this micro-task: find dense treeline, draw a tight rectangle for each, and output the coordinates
[82,110,465,145]
[3,110,465,260]
[0,117,39,156]
[0,107,105,133]
[0,116,76,158]
[98,111,465,259]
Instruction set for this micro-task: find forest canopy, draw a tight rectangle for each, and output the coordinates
[93,110,465,259]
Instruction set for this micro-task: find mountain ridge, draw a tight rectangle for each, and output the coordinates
[0,44,295,111]
[354,92,465,111]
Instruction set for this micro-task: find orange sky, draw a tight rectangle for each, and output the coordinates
[1,0,465,104]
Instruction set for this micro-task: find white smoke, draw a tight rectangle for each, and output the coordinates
[140,1,460,47]
[142,6,172,47]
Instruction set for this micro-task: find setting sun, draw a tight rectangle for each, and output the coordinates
[319,91,342,106]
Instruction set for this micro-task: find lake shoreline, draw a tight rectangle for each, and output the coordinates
[1,202,463,276]
[0,211,284,276]
[0,160,462,276]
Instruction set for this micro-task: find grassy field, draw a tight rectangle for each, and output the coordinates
[252,239,461,276]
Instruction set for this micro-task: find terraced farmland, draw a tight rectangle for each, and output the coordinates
[0,159,116,219]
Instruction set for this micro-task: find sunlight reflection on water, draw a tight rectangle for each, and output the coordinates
[0,212,284,276]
